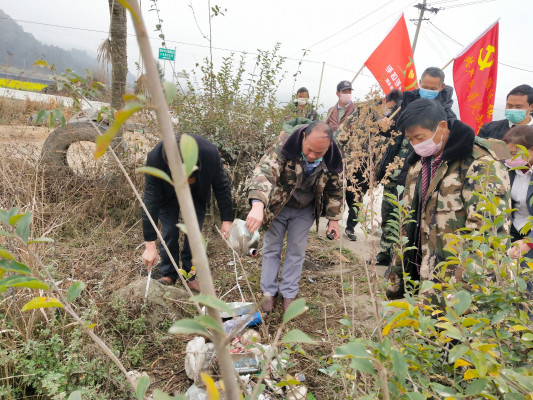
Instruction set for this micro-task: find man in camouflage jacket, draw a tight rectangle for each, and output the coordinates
[385,99,511,299]
[246,121,344,312]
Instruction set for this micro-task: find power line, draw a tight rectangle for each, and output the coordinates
[313,0,416,58]
[299,0,396,53]
[441,0,495,9]
[428,21,462,46]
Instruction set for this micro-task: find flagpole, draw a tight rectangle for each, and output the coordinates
[315,61,325,110]
[441,58,454,71]
[351,64,365,84]
[389,106,401,120]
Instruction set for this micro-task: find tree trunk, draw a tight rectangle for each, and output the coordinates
[109,0,127,112]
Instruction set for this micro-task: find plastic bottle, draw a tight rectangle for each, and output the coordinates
[228,219,260,257]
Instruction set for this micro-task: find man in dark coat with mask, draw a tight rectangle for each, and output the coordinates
[375,66,457,265]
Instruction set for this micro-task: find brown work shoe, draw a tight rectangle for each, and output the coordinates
[261,294,278,313]
[186,279,201,292]
[158,276,175,285]
[283,297,295,312]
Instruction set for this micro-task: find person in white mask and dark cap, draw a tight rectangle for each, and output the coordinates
[325,80,356,133]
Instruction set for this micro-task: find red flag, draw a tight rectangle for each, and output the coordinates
[364,14,418,94]
[453,21,499,134]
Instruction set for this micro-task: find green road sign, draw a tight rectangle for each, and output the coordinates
[158,48,175,61]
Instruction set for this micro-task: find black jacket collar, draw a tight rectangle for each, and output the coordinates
[281,125,344,173]
[407,119,475,166]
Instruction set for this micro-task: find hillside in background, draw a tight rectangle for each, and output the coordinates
[0,9,98,75]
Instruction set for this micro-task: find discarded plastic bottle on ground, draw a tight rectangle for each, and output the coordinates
[228,218,260,257]
[223,312,262,335]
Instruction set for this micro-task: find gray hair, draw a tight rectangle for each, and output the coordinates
[421,67,445,85]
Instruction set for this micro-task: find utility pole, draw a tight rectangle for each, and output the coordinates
[411,1,440,55]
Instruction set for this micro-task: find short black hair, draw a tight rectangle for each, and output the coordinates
[296,87,309,95]
[502,125,533,148]
[507,84,533,105]
[305,121,334,141]
[397,98,447,132]
[421,67,445,86]
[386,89,403,103]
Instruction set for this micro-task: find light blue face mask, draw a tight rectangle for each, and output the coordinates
[302,151,322,163]
[505,109,527,124]
[419,87,439,100]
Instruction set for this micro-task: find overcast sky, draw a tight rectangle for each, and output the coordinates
[2,0,532,119]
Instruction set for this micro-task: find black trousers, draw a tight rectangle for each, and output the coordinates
[346,171,369,231]
[158,204,206,281]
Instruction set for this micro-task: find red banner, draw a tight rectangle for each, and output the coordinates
[365,14,418,94]
[453,21,499,134]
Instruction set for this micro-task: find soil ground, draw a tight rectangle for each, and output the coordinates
[0,110,392,398]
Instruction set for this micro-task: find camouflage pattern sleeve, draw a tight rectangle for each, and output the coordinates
[462,157,511,233]
[323,171,344,221]
[247,136,285,208]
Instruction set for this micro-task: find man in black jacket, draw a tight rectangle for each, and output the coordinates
[478,84,533,140]
[141,134,233,291]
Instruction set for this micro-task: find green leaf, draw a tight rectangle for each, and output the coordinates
[198,315,224,334]
[190,294,233,316]
[68,390,82,400]
[339,318,352,327]
[136,166,174,186]
[430,382,457,397]
[21,296,63,311]
[0,259,31,274]
[179,134,199,177]
[448,344,469,363]
[419,279,435,292]
[168,319,209,336]
[521,333,533,342]
[283,298,308,323]
[36,109,48,125]
[0,247,15,260]
[349,358,376,375]
[136,375,150,400]
[13,212,32,243]
[163,82,177,105]
[404,393,426,400]
[465,378,488,396]
[335,342,370,358]
[0,276,49,291]
[27,237,54,244]
[453,290,472,316]
[94,103,142,159]
[0,229,14,238]
[281,329,316,344]
[66,281,86,303]
[391,349,407,383]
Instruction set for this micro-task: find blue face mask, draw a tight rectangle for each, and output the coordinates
[419,88,439,100]
[505,109,527,124]
[301,151,322,163]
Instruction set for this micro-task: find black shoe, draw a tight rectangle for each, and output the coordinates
[375,252,391,265]
[345,228,357,241]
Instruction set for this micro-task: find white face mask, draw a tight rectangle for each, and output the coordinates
[340,93,352,104]
[297,98,308,106]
